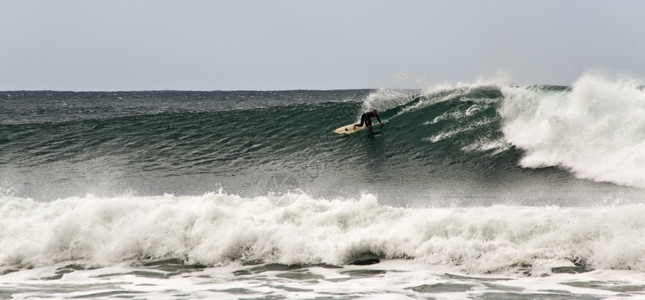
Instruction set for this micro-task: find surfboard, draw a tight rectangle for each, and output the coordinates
[333,122,386,135]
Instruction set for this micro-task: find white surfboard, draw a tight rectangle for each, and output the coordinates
[333,122,386,135]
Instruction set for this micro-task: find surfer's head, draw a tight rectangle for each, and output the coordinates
[372,109,377,114]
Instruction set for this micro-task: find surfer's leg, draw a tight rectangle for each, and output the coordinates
[359,115,367,127]
[354,116,366,128]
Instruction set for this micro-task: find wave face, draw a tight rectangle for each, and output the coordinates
[2,75,645,204]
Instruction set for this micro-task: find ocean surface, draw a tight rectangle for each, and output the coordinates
[2,74,645,299]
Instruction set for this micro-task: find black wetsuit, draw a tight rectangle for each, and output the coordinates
[356,111,382,127]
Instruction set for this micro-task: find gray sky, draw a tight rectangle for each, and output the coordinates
[2,0,644,91]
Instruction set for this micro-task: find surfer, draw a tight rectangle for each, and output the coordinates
[353,110,384,129]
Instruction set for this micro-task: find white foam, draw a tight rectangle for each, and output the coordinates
[460,137,511,155]
[500,73,645,188]
[425,117,497,143]
[3,193,645,273]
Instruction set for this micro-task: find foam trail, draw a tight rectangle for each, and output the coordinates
[501,73,645,187]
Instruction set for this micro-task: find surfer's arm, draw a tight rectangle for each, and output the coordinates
[375,114,383,124]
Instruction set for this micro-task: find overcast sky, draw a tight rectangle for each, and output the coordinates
[2,0,644,91]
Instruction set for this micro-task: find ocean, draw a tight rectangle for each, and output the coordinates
[2,74,645,299]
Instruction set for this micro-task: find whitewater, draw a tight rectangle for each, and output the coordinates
[2,73,645,299]
[501,74,645,188]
